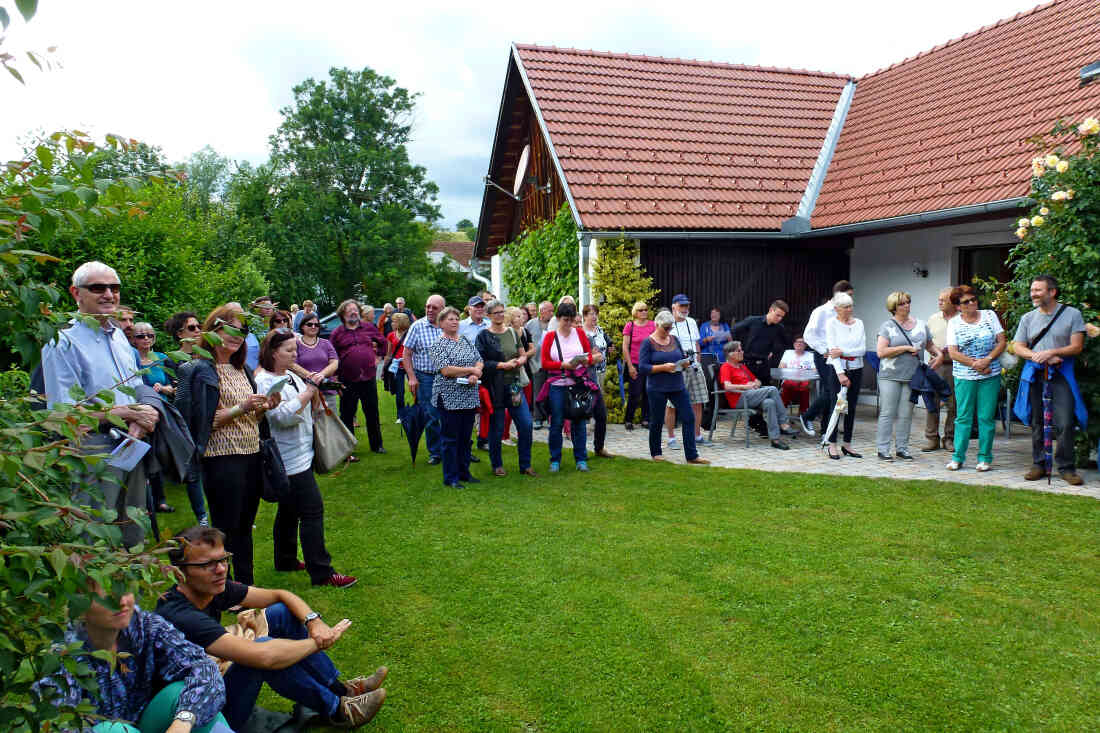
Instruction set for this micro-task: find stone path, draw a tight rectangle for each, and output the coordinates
[527,406,1099,500]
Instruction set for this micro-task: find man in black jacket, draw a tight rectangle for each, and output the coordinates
[732,300,791,386]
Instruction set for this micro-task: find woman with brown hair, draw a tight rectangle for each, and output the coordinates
[175,304,278,585]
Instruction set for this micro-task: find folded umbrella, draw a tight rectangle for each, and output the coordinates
[1043,366,1054,485]
[398,393,429,464]
[820,386,849,448]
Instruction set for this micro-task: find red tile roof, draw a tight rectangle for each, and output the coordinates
[514,45,850,231]
[430,241,474,267]
[813,0,1100,227]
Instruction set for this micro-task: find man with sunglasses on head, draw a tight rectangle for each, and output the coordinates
[41,260,160,547]
[158,526,389,730]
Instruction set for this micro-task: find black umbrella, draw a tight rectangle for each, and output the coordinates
[398,394,429,464]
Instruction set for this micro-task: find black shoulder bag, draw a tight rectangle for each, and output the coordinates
[246,370,291,503]
[554,332,596,421]
[1027,304,1068,350]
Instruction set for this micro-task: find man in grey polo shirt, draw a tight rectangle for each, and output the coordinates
[42,260,159,547]
[1012,275,1086,485]
[403,294,445,464]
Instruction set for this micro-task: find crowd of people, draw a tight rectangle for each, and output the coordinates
[32,258,1091,731]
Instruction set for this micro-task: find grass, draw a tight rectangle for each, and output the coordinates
[163,385,1100,731]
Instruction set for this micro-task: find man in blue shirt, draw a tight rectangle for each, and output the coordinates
[403,295,446,464]
[42,260,160,547]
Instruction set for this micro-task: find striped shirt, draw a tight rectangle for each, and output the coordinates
[403,317,443,373]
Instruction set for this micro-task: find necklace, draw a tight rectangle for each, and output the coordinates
[301,335,319,346]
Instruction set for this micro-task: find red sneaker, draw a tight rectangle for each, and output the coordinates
[316,573,358,589]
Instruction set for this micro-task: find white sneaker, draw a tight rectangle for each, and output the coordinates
[945,461,961,471]
[798,414,816,437]
[975,462,991,472]
[668,438,679,450]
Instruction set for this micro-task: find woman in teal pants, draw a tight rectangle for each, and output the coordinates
[944,286,1006,472]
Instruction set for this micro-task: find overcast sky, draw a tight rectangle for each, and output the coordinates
[2,0,1043,228]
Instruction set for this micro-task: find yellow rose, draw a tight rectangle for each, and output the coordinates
[1016,227,1029,239]
[1079,117,1100,136]
[1067,189,1075,199]
[1056,160,1069,173]
[1018,217,1031,228]
[1031,159,1045,177]
[1045,154,1060,168]
[1040,207,1050,216]
[1031,215,1044,227]
[1052,190,1067,202]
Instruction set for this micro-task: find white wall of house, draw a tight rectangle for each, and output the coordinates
[849,216,1018,346]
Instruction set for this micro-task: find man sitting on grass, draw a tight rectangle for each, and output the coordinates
[719,340,800,450]
[156,526,388,730]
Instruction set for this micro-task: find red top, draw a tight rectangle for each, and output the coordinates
[386,331,405,360]
[719,361,756,408]
[539,327,592,373]
[330,321,387,383]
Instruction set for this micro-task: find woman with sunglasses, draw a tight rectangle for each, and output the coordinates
[945,285,1005,472]
[163,311,209,526]
[476,300,535,477]
[256,329,357,588]
[295,313,341,419]
[622,301,655,431]
[269,309,293,331]
[131,321,178,516]
[175,304,279,585]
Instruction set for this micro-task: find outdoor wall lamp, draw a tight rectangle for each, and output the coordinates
[912,262,929,278]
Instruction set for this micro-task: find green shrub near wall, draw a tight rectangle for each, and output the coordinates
[500,204,578,304]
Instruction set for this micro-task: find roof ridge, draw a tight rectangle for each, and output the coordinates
[513,43,852,81]
[856,0,1064,80]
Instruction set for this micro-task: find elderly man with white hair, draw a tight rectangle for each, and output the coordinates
[41,260,159,547]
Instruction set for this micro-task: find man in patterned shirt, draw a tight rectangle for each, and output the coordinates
[402,294,445,464]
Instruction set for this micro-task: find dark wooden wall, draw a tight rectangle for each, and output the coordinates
[640,238,851,337]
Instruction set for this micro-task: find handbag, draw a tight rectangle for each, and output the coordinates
[553,332,596,420]
[258,419,291,503]
[312,392,358,473]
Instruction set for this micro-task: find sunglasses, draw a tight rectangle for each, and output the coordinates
[81,283,121,294]
[960,298,978,305]
[177,553,233,571]
[302,321,320,328]
[134,333,155,340]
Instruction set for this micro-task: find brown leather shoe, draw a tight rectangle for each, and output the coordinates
[920,438,940,452]
[596,448,614,458]
[1060,471,1084,486]
[520,467,538,476]
[1024,465,1046,481]
[332,688,386,728]
[686,457,711,465]
[345,666,388,695]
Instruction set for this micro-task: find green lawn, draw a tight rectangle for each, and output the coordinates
[163,388,1100,731]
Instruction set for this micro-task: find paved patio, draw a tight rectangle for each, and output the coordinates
[528,406,1099,500]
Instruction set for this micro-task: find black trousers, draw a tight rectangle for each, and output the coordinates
[745,356,772,386]
[828,367,863,444]
[625,372,648,423]
[1028,373,1077,471]
[202,452,263,586]
[593,389,607,452]
[803,350,840,427]
[340,379,383,451]
[275,470,334,584]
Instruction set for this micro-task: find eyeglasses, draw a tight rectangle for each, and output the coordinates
[134,333,155,340]
[80,283,121,294]
[960,298,978,305]
[178,553,232,571]
[489,310,506,316]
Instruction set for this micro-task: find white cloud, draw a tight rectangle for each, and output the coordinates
[1,0,1044,225]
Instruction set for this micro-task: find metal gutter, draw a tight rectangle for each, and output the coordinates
[783,79,856,234]
[474,48,525,258]
[579,198,1029,242]
[511,43,583,229]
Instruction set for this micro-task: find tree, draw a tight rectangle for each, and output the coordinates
[456,218,477,241]
[233,66,441,309]
[500,204,578,305]
[180,144,233,212]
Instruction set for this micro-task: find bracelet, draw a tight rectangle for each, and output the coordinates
[229,405,244,418]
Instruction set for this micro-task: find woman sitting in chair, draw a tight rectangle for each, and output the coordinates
[719,341,799,450]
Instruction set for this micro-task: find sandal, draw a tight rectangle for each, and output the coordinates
[156,503,176,513]
[347,455,361,463]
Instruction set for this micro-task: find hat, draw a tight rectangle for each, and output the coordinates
[467,295,485,306]
[671,294,691,305]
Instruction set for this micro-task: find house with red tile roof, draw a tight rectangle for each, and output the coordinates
[475,0,1100,337]
[430,240,476,272]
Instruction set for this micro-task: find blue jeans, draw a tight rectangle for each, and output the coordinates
[548,384,587,464]
[438,399,476,484]
[184,458,207,522]
[489,393,533,471]
[415,370,442,460]
[221,603,343,730]
[647,387,698,460]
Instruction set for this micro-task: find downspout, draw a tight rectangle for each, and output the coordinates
[467,257,493,291]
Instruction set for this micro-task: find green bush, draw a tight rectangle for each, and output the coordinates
[500,204,578,304]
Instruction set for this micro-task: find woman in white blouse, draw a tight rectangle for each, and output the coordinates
[255,329,357,588]
[824,292,866,459]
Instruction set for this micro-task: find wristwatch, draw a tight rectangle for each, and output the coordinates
[303,611,321,625]
[174,710,196,724]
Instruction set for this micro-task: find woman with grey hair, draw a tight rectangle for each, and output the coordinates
[875,290,940,461]
[824,291,866,459]
[330,298,387,457]
[637,309,710,464]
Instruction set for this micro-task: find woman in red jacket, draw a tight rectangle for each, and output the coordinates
[536,302,603,472]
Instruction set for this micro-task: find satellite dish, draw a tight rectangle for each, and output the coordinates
[513,144,531,197]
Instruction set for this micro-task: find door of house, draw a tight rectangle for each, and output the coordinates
[958,245,1013,289]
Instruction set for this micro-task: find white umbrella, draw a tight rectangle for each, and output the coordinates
[820,386,849,448]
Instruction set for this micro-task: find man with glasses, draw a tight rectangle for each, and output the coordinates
[664,294,710,449]
[158,526,389,729]
[394,296,414,322]
[42,260,159,547]
[403,294,446,464]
